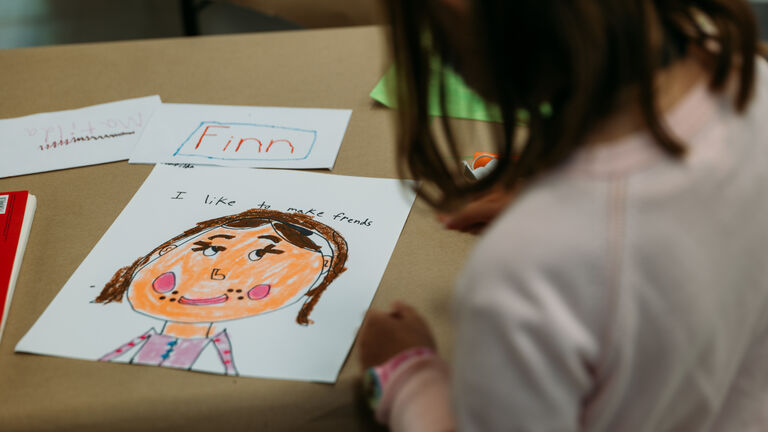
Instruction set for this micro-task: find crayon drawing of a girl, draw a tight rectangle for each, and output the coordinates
[94,209,348,375]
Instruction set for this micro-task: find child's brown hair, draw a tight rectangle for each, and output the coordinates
[382,0,760,209]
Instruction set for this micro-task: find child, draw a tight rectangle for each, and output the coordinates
[359,0,768,430]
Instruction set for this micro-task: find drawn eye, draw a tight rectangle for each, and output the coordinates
[248,244,283,261]
[203,247,220,257]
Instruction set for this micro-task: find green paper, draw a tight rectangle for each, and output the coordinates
[370,62,502,123]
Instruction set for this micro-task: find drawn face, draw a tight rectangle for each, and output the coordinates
[127,224,329,323]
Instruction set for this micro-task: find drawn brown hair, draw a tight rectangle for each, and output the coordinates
[95,209,348,325]
[382,0,760,209]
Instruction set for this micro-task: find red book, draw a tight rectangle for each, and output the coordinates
[0,191,36,343]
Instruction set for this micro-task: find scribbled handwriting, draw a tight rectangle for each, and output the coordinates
[38,131,135,151]
[27,112,144,147]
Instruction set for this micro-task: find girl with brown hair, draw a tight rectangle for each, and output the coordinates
[358,0,768,430]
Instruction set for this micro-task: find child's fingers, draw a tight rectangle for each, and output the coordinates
[391,300,418,316]
[446,201,502,230]
[438,187,518,232]
[441,209,483,230]
[436,212,452,225]
[360,309,390,333]
[440,208,489,232]
[391,301,432,328]
[368,302,429,332]
[363,308,387,321]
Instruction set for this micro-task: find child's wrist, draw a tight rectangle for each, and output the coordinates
[363,346,437,419]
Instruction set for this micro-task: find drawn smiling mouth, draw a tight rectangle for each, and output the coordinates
[178,294,229,306]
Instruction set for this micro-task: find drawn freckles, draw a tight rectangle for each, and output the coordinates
[153,270,274,304]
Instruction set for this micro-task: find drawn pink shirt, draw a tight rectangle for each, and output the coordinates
[100,328,237,376]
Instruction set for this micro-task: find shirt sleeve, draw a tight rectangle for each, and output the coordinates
[380,355,456,432]
[452,251,602,431]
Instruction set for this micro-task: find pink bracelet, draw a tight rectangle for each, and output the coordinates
[363,347,436,413]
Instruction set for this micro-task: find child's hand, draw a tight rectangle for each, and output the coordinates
[436,187,517,234]
[358,301,436,369]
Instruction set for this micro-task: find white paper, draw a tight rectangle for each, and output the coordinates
[129,103,352,169]
[0,96,161,178]
[17,165,416,382]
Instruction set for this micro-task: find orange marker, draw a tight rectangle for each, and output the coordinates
[471,152,499,169]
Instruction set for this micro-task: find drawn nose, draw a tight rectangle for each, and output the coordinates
[210,268,226,280]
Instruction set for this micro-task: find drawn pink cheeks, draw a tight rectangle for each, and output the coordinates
[248,284,271,300]
[152,272,176,293]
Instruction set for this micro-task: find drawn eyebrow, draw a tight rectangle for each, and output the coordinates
[253,243,284,259]
[258,235,281,243]
[192,241,211,251]
[209,234,235,240]
[191,240,227,252]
